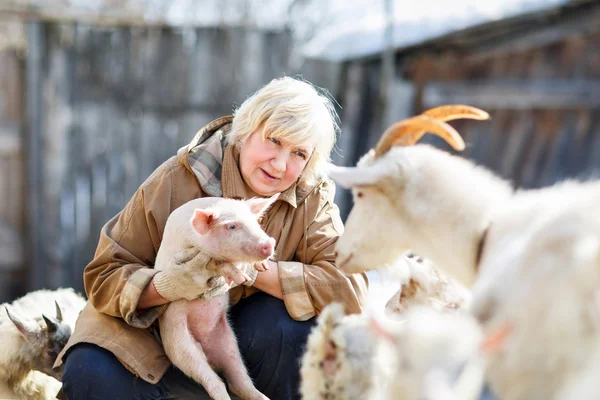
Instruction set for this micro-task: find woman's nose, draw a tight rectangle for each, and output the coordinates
[270,152,287,172]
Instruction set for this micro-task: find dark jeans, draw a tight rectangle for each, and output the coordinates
[62,292,316,400]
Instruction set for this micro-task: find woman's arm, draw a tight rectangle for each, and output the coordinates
[84,160,187,327]
[277,183,369,320]
[138,278,171,309]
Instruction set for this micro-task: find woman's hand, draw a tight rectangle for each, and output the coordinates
[152,248,224,302]
[253,260,283,299]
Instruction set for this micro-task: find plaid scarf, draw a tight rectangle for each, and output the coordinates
[186,123,232,197]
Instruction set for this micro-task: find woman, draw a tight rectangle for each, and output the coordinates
[57,77,368,400]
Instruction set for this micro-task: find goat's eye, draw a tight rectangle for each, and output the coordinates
[227,224,236,230]
[47,350,58,358]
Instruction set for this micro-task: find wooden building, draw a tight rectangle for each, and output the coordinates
[333,0,600,218]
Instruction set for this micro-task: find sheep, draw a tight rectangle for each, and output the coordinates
[300,302,484,400]
[300,253,472,400]
[368,306,485,400]
[0,288,86,400]
[299,303,382,400]
[326,105,510,286]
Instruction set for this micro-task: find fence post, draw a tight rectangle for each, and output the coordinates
[25,20,45,291]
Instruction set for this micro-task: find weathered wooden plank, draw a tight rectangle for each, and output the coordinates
[25,21,45,290]
[0,220,23,269]
[423,79,600,109]
[0,123,20,155]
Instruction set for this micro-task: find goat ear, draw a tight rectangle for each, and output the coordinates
[191,209,217,235]
[325,162,389,189]
[480,322,512,354]
[42,314,59,334]
[54,301,63,323]
[246,193,280,217]
[6,306,41,345]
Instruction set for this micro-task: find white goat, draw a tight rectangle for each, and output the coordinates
[1,288,86,400]
[384,255,471,315]
[469,181,600,400]
[327,105,600,398]
[368,306,484,400]
[327,105,510,286]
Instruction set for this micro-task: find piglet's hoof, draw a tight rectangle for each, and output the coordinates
[207,275,227,289]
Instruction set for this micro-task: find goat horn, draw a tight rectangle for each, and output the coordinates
[422,104,490,121]
[374,115,465,157]
[43,315,59,334]
[54,300,63,322]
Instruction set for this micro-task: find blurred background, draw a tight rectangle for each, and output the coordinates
[0,0,598,302]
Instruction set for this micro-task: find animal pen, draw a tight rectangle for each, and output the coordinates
[0,8,340,302]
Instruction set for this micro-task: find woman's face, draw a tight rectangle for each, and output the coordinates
[239,128,312,196]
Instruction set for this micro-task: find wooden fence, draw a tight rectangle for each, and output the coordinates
[0,20,340,300]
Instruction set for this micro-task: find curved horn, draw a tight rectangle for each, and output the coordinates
[325,162,389,188]
[374,115,465,157]
[54,300,63,322]
[422,104,490,121]
[43,315,59,334]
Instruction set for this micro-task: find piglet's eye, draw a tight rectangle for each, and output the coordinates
[227,224,236,230]
[356,192,363,198]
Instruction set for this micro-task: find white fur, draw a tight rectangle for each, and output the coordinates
[330,145,512,286]
[471,181,600,400]
[385,256,471,315]
[329,141,600,399]
[0,288,86,400]
[369,307,484,400]
[300,303,383,400]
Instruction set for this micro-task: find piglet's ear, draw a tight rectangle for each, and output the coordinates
[191,209,217,235]
[246,193,280,217]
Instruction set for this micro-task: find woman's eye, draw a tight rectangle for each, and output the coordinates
[269,137,281,145]
[227,224,236,230]
[295,151,307,160]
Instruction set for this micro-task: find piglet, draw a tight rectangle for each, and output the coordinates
[156,195,278,400]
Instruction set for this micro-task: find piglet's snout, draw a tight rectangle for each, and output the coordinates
[259,238,276,258]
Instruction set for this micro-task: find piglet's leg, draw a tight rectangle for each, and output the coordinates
[210,314,269,400]
[207,260,252,286]
[160,301,231,400]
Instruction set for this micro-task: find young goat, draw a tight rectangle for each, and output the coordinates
[369,306,484,400]
[1,288,86,400]
[384,255,471,315]
[156,196,277,400]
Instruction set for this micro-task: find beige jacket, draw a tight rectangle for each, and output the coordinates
[55,116,368,383]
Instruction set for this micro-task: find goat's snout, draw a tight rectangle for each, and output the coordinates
[259,238,275,257]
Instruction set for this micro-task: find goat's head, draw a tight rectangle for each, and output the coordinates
[6,301,72,379]
[327,105,489,274]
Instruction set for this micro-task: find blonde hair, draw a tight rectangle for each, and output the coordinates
[228,76,339,186]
